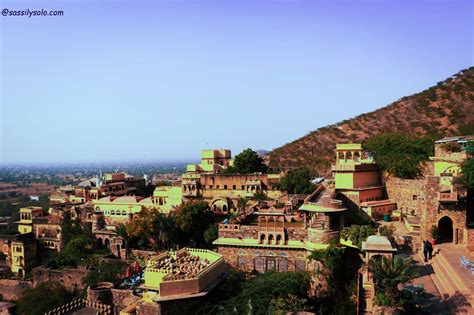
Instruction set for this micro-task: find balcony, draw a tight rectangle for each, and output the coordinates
[438,192,458,203]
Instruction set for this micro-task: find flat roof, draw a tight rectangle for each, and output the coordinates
[213,237,329,251]
[336,143,362,150]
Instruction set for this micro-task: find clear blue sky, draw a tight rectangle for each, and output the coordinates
[1,0,472,164]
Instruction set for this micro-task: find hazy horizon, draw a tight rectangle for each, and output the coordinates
[1,0,472,164]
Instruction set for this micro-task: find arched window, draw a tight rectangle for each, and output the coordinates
[111,210,115,216]
[346,151,352,160]
[122,210,127,215]
[268,234,274,244]
[354,151,360,161]
[276,234,282,245]
[260,234,266,244]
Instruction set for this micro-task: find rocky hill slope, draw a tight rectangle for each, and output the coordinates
[268,67,474,175]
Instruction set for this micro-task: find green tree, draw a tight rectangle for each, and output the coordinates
[272,294,308,314]
[308,242,345,296]
[458,150,474,190]
[204,223,218,246]
[126,208,176,250]
[212,272,310,314]
[225,149,267,174]
[278,168,315,194]
[17,282,74,315]
[236,196,250,215]
[365,133,434,179]
[368,256,417,306]
[175,201,214,247]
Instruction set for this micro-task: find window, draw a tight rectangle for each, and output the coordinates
[209,185,213,189]
[266,258,276,271]
[224,185,227,190]
[237,257,248,270]
[216,185,220,189]
[295,259,306,271]
[278,258,288,272]
[233,185,236,190]
[254,257,265,272]
[241,185,245,190]
[413,195,418,201]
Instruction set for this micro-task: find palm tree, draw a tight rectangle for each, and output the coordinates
[152,213,176,250]
[236,197,250,215]
[368,256,417,306]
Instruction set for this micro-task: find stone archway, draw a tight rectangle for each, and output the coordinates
[438,216,454,243]
[97,238,104,249]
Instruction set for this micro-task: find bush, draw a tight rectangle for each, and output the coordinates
[83,260,126,287]
[17,282,74,315]
[340,225,377,248]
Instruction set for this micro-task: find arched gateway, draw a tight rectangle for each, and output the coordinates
[438,216,454,243]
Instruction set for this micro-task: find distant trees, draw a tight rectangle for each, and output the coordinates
[277,168,315,194]
[225,149,267,174]
[365,133,434,179]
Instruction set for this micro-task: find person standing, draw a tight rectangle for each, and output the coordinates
[427,240,434,260]
[422,240,429,263]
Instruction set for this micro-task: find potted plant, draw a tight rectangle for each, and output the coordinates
[430,225,439,245]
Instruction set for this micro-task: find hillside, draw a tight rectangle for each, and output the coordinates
[268,67,474,175]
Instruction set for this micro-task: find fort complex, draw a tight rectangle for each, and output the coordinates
[0,137,472,314]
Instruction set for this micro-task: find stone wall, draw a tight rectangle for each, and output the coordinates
[0,279,33,301]
[306,228,339,244]
[32,266,89,292]
[385,177,426,216]
[217,246,309,272]
[110,288,140,311]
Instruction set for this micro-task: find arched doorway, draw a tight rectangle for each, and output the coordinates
[105,238,110,250]
[97,238,103,249]
[438,216,453,243]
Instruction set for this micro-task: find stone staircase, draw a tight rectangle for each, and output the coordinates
[428,249,473,314]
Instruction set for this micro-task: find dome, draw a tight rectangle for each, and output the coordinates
[362,235,396,252]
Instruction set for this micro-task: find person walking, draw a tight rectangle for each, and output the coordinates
[422,240,429,263]
[427,240,434,260]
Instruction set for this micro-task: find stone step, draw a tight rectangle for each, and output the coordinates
[436,251,474,310]
[437,251,472,296]
[428,253,457,297]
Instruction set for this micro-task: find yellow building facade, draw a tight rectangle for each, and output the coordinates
[18,207,44,234]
